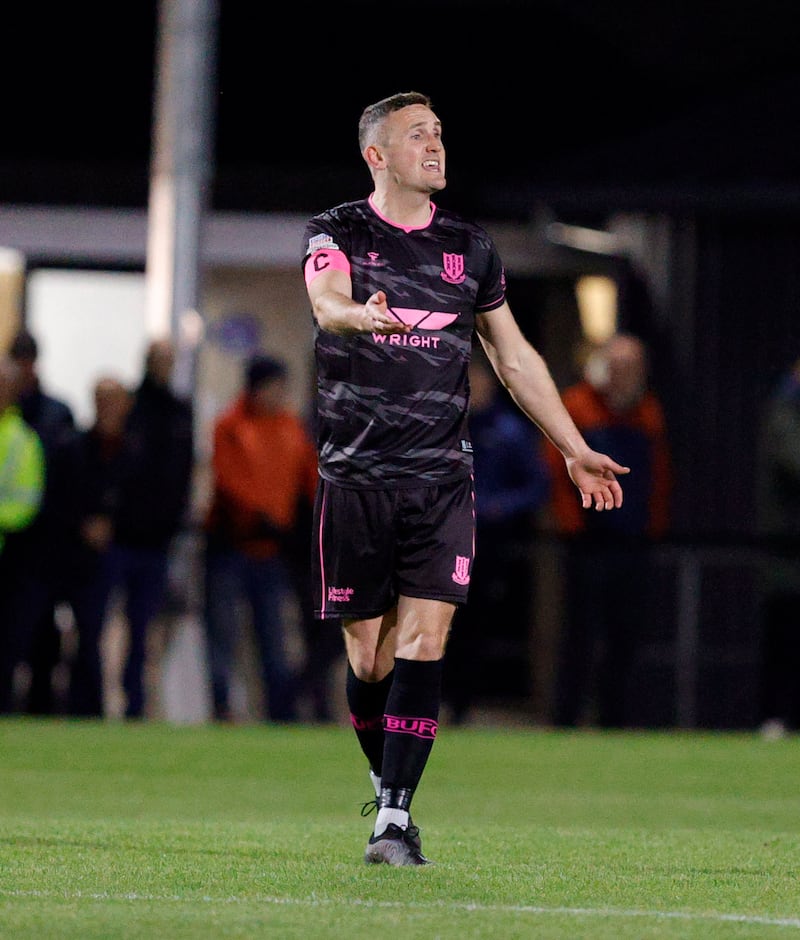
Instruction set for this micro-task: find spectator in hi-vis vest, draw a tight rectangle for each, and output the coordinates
[0,354,44,553]
[0,353,46,713]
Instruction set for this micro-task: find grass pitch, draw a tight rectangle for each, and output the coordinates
[0,718,798,938]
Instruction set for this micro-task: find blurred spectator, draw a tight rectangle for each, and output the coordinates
[106,338,195,719]
[0,354,46,711]
[4,328,77,714]
[444,348,551,724]
[63,376,133,717]
[202,353,318,723]
[290,489,344,722]
[0,355,44,552]
[755,356,800,737]
[291,358,344,723]
[544,332,672,728]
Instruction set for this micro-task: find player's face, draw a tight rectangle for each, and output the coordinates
[382,104,446,194]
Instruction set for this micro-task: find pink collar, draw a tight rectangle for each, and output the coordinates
[368,193,436,233]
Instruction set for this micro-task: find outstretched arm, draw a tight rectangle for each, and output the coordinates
[306,265,410,336]
[476,305,630,511]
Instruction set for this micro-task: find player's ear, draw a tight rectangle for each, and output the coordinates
[364,144,385,169]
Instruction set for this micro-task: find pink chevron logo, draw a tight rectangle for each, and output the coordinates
[388,307,459,329]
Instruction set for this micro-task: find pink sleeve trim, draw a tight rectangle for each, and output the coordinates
[304,248,351,285]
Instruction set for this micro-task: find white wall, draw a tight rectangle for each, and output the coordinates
[26,268,148,428]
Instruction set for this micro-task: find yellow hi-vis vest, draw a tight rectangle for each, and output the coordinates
[0,406,45,553]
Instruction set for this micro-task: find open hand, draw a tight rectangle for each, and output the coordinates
[364,290,411,334]
[566,452,631,511]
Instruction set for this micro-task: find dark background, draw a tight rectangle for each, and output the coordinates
[3,1,799,220]
[3,1,800,728]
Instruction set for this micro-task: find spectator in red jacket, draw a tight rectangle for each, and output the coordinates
[202,353,319,722]
[544,332,672,728]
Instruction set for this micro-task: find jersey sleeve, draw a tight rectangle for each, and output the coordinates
[474,228,506,313]
[303,246,351,286]
[302,211,351,277]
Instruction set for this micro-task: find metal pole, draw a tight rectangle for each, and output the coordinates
[146,0,219,398]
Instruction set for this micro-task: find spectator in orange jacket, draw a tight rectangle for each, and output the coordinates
[202,353,319,722]
[544,332,672,727]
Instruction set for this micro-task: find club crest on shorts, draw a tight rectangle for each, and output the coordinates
[451,554,471,585]
[440,253,466,285]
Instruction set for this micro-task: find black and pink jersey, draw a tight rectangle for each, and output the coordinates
[302,196,506,489]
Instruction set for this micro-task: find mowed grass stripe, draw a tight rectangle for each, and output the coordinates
[3,888,800,930]
[1,719,798,939]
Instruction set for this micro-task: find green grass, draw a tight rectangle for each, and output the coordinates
[0,719,798,939]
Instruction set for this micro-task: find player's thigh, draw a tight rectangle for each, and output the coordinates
[394,595,456,661]
[343,606,398,680]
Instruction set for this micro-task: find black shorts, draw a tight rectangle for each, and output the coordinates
[311,476,476,620]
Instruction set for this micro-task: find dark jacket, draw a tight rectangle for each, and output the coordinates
[18,383,75,459]
[60,424,130,581]
[756,367,800,594]
[114,375,194,550]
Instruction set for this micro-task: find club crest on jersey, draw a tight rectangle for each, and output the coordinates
[441,253,466,285]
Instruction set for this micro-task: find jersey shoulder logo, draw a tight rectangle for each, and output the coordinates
[440,253,466,285]
[307,233,339,253]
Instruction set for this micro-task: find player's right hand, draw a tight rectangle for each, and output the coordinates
[364,290,411,334]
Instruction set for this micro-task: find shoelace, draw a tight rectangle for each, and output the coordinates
[361,801,419,829]
[360,801,421,851]
[360,798,379,818]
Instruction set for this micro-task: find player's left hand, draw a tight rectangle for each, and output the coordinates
[566,452,630,511]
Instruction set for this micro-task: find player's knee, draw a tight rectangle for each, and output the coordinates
[349,658,378,682]
[396,631,447,662]
[347,646,394,682]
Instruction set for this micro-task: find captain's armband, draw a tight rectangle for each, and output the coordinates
[304,249,351,285]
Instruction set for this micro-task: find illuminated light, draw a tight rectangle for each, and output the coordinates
[576,275,618,345]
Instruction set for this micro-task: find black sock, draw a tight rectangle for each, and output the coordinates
[346,663,393,776]
[380,657,443,808]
